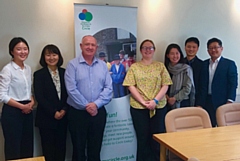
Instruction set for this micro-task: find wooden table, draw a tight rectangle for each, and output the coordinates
[9,156,45,161]
[153,125,240,161]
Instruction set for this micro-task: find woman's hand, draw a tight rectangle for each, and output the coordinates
[22,97,35,114]
[21,104,33,114]
[54,110,66,120]
[59,110,66,116]
[54,111,62,120]
[145,100,156,110]
[167,97,176,106]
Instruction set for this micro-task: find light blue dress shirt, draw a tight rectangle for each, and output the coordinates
[64,54,112,110]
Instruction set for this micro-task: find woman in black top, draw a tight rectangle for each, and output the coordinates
[33,44,68,161]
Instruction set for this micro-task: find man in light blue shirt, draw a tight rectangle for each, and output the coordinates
[65,35,112,161]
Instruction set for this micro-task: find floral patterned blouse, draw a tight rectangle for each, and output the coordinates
[48,67,61,99]
[123,61,172,109]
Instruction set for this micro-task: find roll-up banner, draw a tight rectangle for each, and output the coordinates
[74,4,137,161]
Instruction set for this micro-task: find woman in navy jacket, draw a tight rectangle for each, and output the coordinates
[33,44,68,161]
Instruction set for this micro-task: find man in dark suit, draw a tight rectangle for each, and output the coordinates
[197,38,238,126]
[184,37,203,105]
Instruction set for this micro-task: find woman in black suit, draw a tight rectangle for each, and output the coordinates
[33,44,68,161]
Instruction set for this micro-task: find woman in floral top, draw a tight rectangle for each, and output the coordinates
[123,39,172,161]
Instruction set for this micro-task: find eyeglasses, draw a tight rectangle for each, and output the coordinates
[141,46,155,51]
[208,46,221,51]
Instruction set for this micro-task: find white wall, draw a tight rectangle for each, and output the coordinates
[1,0,240,160]
[0,0,240,91]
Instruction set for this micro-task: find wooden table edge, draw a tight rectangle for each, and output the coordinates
[153,134,188,161]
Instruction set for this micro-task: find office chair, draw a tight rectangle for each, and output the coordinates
[216,103,240,126]
[165,107,212,161]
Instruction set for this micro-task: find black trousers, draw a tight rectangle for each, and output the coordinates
[204,95,216,127]
[1,102,33,160]
[130,106,167,161]
[68,106,106,161]
[39,118,67,161]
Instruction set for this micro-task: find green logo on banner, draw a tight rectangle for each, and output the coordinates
[79,9,93,30]
[79,9,93,22]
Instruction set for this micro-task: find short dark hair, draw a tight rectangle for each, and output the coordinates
[185,37,200,47]
[164,43,185,68]
[9,37,29,58]
[140,39,156,50]
[119,50,125,55]
[39,44,63,67]
[207,38,222,48]
[128,49,136,57]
